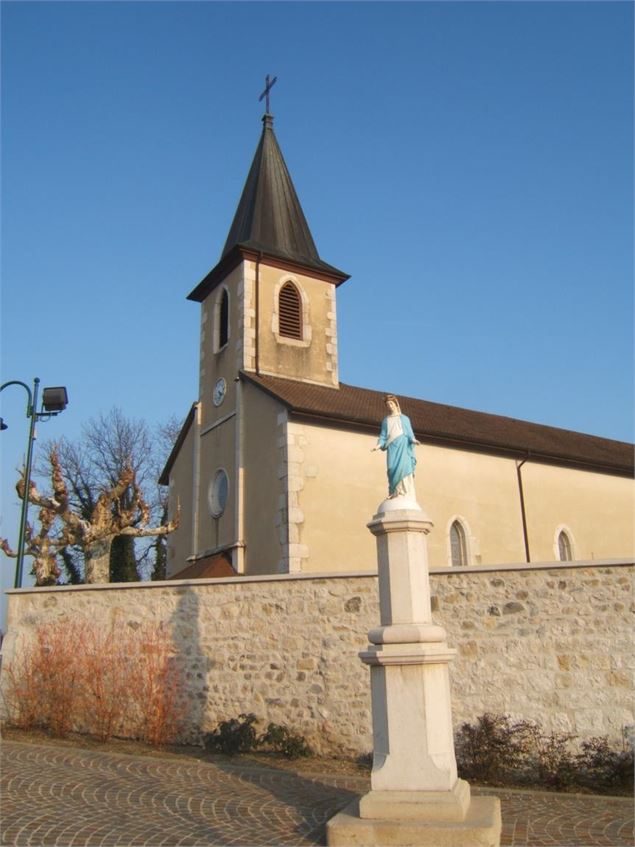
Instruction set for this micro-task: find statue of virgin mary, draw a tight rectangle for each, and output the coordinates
[373,394,419,498]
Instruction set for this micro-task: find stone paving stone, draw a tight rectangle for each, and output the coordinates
[1,740,633,847]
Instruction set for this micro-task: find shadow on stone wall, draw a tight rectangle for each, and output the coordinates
[169,587,212,743]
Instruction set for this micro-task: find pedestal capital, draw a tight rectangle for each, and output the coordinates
[368,623,448,645]
[368,500,434,537]
[360,641,457,666]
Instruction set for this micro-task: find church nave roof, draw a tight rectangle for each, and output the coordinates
[242,372,634,478]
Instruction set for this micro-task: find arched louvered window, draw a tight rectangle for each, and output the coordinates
[450,520,468,567]
[558,530,572,562]
[218,288,229,349]
[278,282,302,340]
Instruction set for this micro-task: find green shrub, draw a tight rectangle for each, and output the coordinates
[259,722,312,758]
[533,732,577,789]
[203,715,311,759]
[577,736,634,792]
[455,713,633,794]
[455,713,536,784]
[203,713,259,755]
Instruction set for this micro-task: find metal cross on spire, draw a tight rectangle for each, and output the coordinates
[259,74,278,114]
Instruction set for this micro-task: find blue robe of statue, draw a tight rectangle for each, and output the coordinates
[377,414,417,496]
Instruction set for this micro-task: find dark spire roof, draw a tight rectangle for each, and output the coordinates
[187,112,349,302]
[221,114,347,277]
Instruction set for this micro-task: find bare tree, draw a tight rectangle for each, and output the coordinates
[6,448,179,584]
[149,416,182,581]
[33,409,182,583]
[0,504,64,586]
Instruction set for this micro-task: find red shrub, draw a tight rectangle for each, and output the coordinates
[2,619,183,746]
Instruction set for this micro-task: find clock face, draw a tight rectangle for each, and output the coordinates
[213,377,226,407]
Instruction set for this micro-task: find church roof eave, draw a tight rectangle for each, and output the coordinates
[187,244,349,303]
[158,403,197,486]
[240,372,634,478]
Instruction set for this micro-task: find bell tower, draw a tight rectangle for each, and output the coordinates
[176,97,349,574]
[187,109,349,423]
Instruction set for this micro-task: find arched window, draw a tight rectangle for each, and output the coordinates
[278,282,302,339]
[450,520,468,567]
[558,530,572,562]
[217,288,229,350]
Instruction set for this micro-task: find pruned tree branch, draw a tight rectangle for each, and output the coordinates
[120,506,179,538]
[1,538,16,558]
[4,411,183,585]
[1,506,65,585]
[13,448,179,584]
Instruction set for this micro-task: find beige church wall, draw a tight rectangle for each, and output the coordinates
[418,445,526,566]
[521,462,635,561]
[288,421,384,572]
[242,381,286,574]
[199,264,244,432]
[252,263,338,387]
[280,419,634,572]
[286,421,527,572]
[3,562,632,757]
[197,418,236,557]
[165,416,197,578]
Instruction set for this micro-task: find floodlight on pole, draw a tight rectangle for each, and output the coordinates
[42,387,69,414]
[0,377,69,588]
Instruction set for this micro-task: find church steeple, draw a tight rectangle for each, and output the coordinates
[188,110,348,302]
[222,114,317,269]
[220,113,347,279]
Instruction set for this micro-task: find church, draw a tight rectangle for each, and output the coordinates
[159,108,634,579]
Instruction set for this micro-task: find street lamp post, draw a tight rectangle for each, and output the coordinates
[0,378,69,588]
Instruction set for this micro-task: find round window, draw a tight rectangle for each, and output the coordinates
[208,469,229,518]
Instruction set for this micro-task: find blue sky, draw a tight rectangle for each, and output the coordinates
[1,1,633,610]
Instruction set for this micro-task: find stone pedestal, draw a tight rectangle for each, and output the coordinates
[327,496,501,847]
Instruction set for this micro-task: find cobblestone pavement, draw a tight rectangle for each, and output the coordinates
[1,740,633,847]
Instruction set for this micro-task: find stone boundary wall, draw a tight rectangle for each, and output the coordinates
[2,560,633,756]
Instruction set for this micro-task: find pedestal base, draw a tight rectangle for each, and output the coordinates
[359,779,471,821]
[327,795,501,847]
